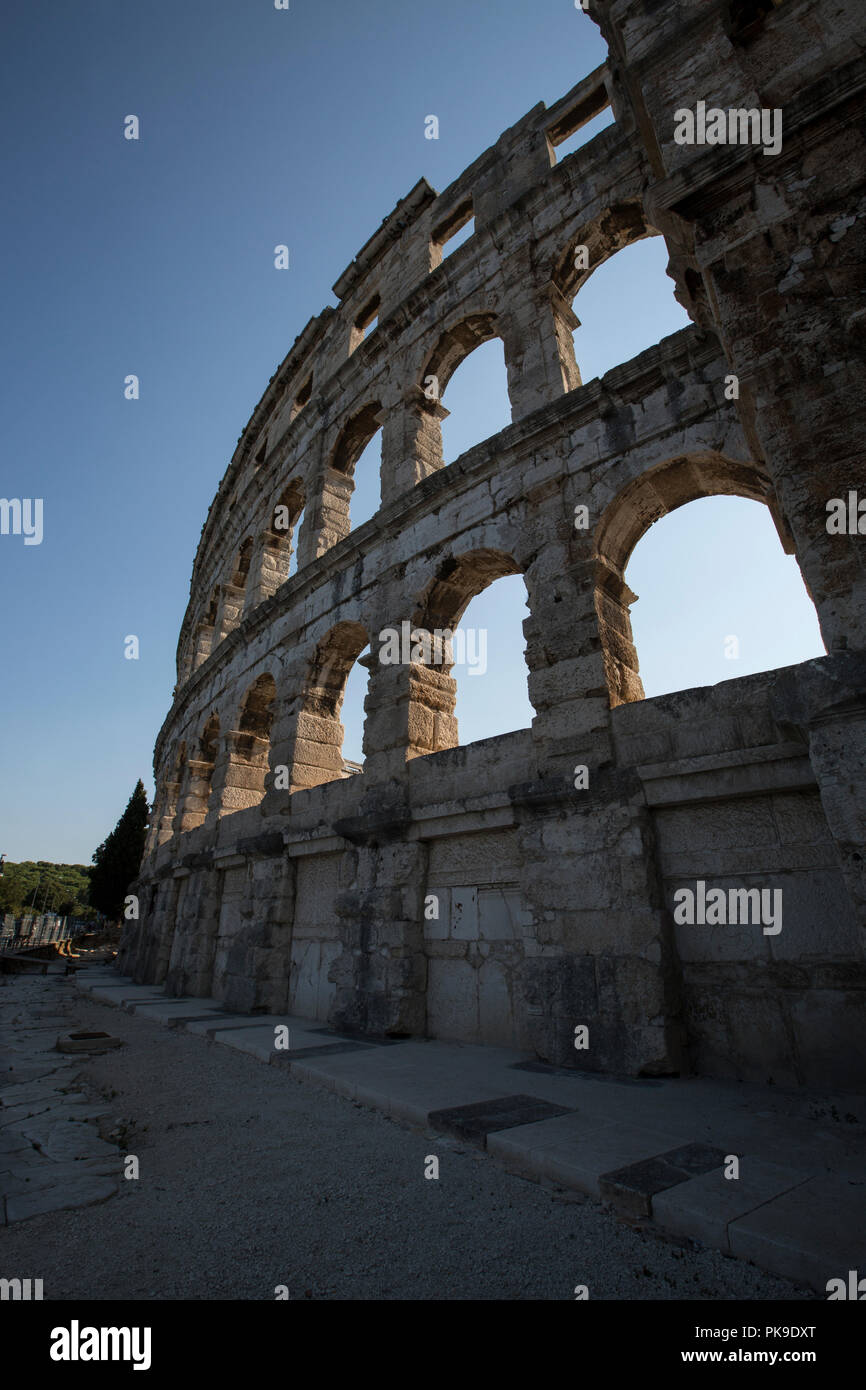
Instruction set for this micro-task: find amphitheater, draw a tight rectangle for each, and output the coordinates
[119,0,866,1089]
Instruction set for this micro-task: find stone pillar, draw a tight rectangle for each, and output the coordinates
[247,528,292,609]
[772,653,866,933]
[212,730,270,815]
[192,622,215,671]
[216,582,245,642]
[515,786,683,1076]
[298,467,352,565]
[379,385,448,501]
[331,840,428,1037]
[525,545,616,780]
[361,637,458,784]
[286,709,348,791]
[167,865,224,998]
[499,243,580,417]
[159,780,182,845]
[175,758,215,833]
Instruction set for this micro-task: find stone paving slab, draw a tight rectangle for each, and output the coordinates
[652,1157,812,1249]
[428,1095,575,1149]
[130,1001,225,1025]
[487,1115,693,1197]
[728,1176,866,1292]
[289,1051,522,1127]
[598,1143,729,1219]
[5,1173,117,1224]
[87,985,167,1005]
[185,1015,283,1036]
[210,1023,330,1062]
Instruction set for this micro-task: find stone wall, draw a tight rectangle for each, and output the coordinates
[119,1,866,1090]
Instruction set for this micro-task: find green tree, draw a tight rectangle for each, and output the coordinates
[89,781,149,922]
[0,861,93,917]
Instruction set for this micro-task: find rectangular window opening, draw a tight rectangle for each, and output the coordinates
[547,87,614,164]
[291,373,313,419]
[432,200,474,266]
[349,294,381,354]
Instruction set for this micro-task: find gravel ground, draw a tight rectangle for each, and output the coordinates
[1,974,812,1301]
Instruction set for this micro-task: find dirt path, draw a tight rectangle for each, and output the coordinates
[0,974,811,1301]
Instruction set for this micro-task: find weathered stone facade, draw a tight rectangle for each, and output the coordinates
[119,0,866,1089]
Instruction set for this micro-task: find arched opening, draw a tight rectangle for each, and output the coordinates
[625,496,826,698]
[193,589,219,670]
[231,537,254,589]
[296,622,369,788]
[452,576,533,744]
[224,674,276,811]
[332,402,383,532]
[593,453,824,706]
[287,508,305,579]
[550,205,691,386]
[162,743,186,843]
[420,315,511,467]
[178,714,220,830]
[440,339,512,465]
[409,549,527,755]
[260,480,305,595]
[571,238,692,382]
[339,645,370,771]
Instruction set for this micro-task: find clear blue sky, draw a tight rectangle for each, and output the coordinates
[0,0,823,864]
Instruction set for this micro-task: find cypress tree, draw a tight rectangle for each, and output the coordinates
[89,780,149,922]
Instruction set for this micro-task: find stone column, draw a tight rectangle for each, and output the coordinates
[772,652,866,933]
[216,582,246,641]
[499,242,580,417]
[211,731,270,815]
[192,622,215,671]
[379,385,448,501]
[247,527,292,609]
[331,840,429,1037]
[159,780,182,845]
[175,758,215,833]
[524,543,616,780]
[298,467,352,565]
[361,634,458,784]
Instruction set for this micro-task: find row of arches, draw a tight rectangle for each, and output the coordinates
[181,215,691,683]
[187,483,305,675]
[158,456,825,851]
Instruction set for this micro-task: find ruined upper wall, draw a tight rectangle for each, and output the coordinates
[175,62,630,683]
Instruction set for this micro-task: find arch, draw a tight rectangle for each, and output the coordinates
[419,313,500,402]
[305,621,369,720]
[329,403,384,533]
[162,742,186,842]
[251,480,306,602]
[230,536,254,589]
[331,402,383,477]
[192,589,220,671]
[406,549,525,757]
[593,452,784,706]
[625,496,825,698]
[293,621,370,789]
[221,674,277,812]
[177,714,220,830]
[413,548,522,637]
[238,673,276,738]
[551,201,653,305]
